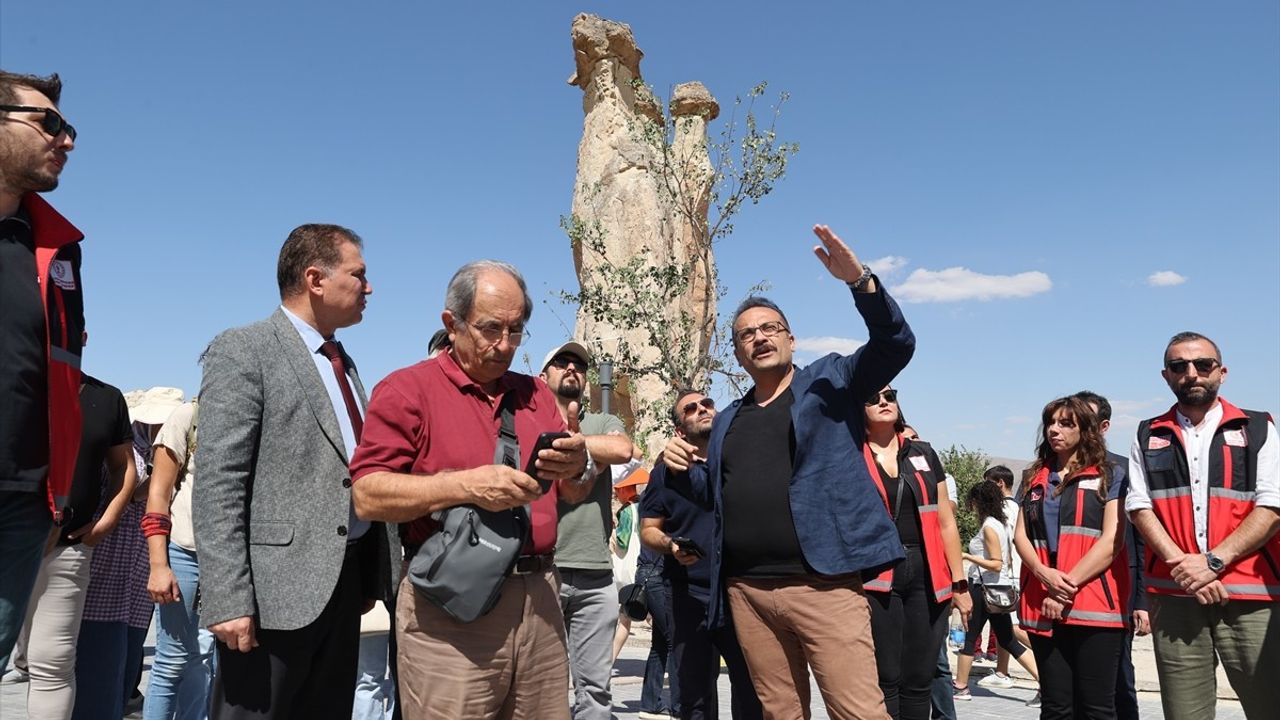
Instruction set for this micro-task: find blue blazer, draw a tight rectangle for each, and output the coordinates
[705,283,916,626]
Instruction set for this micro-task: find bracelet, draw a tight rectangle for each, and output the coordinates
[141,512,172,538]
[846,263,874,292]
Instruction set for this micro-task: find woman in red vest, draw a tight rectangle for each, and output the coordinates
[1014,396,1129,720]
[863,387,970,720]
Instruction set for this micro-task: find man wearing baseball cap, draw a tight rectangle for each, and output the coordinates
[540,341,635,720]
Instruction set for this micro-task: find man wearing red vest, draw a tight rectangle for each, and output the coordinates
[0,70,83,672]
[1127,331,1280,720]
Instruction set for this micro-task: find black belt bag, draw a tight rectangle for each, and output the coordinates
[406,393,532,623]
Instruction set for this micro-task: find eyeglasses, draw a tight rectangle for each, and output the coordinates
[549,355,587,372]
[681,397,715,416]
[0,105,76,141]
[458,319,527,347]
[1165,358,1219,375]
[865,389,898,406]
[734,321,789,345]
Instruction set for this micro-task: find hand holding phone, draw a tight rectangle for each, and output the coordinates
[671,536,705,559]
[524,432,570,493]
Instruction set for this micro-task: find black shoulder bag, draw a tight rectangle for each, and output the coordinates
[407,393,529,623]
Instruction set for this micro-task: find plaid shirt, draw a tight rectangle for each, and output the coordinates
[81,472,154,627]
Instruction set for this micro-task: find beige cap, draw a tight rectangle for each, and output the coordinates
[124,387,185,425]
[540,341,593,372]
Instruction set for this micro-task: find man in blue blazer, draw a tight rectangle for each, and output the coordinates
[665,225,915,719]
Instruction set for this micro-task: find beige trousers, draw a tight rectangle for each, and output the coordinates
[15,543,94,719]
[727,574,890,720]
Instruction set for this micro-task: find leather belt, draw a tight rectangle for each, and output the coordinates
[512,554,555,575]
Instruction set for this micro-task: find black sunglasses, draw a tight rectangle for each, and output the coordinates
[549,355,587,372]
[1166,357,1219,375]
[0,105,77,141]
[865,389,898,406]
[682,397,715,416]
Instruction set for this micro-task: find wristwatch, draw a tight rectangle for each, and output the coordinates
[577,452,597,484]
[1205,551,1226,575]
[951,579,970,594]
[846,263,874,292]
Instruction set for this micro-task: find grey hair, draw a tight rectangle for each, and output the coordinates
[732,296,790,329]
[444,260,532,323]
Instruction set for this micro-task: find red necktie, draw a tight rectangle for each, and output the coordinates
[319,340,363,442]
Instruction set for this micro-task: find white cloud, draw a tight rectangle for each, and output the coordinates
[794,336,865,355]
[890,267,1052,303]
[1147,271,1187,287]
[866,255,909,275]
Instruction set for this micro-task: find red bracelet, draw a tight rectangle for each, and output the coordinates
[141,512,172,538]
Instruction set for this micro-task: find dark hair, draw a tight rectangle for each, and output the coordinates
[1072,391,1111,422]
[732,296,790,331]
[671,387,702,425]
[983,465,1015,489]
[0,71,62,106]
[444,260,532,324]
[967,480,1007,524]
[427,328,451,355]
[1164,331,1221,364]
[1028,396,1111,498]
[276,224,362,299]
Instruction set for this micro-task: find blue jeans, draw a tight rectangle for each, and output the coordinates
[144,544,215,720]
[639,565,679,715]
[72,620,127,720]
[930,644,956,720]
[0,489,52,670]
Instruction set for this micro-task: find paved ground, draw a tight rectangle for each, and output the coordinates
[3,623,1248,719]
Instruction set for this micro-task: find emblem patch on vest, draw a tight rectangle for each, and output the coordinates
[1147,436,1171,450]
[1223,429,1247,447]
[1078,478,1100,492]
[910,456,931,472]
[50,259,76,291]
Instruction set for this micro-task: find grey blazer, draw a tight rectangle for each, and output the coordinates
[193,308,399,631]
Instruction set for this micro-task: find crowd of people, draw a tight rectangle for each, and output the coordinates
[2,68,1277,720]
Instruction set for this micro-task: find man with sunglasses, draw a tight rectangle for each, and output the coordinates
[538,340,634,720]
[664,225,914,719]
[1126,331,1280,720]
[641,389,762,720]
[0,70,83,672]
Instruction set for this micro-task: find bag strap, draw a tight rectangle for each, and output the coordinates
[494,391,519,469]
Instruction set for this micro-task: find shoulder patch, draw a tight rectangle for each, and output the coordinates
[1147,436,1171,450]
[910,456,931,472]
[1078,478,1100,492]
[1223,429,1247,447]
[49,259,76,291]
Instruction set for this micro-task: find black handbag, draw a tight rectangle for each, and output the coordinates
[406,394,529,623]
[618,582,648,621]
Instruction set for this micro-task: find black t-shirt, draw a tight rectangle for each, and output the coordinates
[639,461,716,594]
[876,458,924,546]
[61,375,133,542]
[721,387,808,578]
[0,209,51,491]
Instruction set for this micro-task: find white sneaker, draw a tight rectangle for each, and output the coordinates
[978,671,1016,688]
[1,667,30,684]
[638,712,670,720]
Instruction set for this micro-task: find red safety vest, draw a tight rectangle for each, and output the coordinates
[1136,400,1280,601]
[862,438,954,604]
[1019,466,1129,635]
[27,193,85,523]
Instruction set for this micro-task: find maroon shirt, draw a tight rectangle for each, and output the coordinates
[350,351,566,552]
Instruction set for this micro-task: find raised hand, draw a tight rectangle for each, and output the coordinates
[812,225,870,286]
[663,436,698,472]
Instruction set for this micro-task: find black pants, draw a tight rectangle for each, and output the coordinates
[1029,625,1124,720]
[671,584,762,720]
[210,545,363,719]
[867,545,951,720]
[1113,626,1138,720]
[960,583,1026,658]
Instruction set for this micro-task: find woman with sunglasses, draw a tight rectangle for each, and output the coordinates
[1015,396,1129,720]
[953,480,1039,700]
[862,387,970,720]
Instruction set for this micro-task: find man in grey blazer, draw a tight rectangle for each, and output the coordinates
[194,224,399,719]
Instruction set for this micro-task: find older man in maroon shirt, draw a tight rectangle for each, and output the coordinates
[351,259,592,719]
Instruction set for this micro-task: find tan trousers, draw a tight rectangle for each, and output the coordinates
[1149,594,1279,720]
[727,574,890,720]
[15,543,93,720]
[395,568,571,720]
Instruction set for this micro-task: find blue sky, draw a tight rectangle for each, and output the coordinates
[4,2,1276,459]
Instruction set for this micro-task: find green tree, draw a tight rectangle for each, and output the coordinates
[939,445,992,544]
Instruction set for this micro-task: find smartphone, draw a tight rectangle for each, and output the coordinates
[671,536,706,558]
[525,432,570,493]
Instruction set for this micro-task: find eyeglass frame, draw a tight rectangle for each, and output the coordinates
[0,105,77,141]
[681,397,716,416]
[548,354,588,372]
[1165,357,1220,375]
[734,321,790,345]
[455,318,528,348]
[865,388,898,406]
